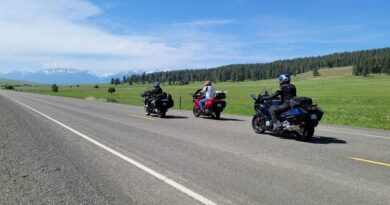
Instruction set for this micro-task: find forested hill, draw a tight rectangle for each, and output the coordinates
[128,47,390,84]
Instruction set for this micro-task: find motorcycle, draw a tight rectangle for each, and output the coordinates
[250,91,323,141]
[192,89,227,119]
[141,91,174,118]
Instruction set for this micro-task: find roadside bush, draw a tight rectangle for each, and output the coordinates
[313,68,321,77]
[51,84,59,92]
[108,87,115,95]
[3,84,15,90]
[94,85,99,88]
[106,98,117,103]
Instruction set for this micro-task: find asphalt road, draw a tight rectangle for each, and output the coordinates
[0,90,389,205]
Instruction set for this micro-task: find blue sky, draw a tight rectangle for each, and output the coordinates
[0,0,389,74]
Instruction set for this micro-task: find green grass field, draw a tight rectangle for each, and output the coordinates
[12,67,390,130]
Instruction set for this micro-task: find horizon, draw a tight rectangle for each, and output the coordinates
[1,0,389,75]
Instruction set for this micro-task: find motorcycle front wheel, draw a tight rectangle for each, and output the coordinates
[144,105,150,116]
[252,115,266,134]
[193,107,200,117]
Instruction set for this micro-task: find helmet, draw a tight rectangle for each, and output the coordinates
[278,73,291,85]
[153,81,160,88]
[204,80,212,86]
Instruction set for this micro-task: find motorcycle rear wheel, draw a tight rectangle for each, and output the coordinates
[214,111,221,119]
[252,115,266,134]
[159,110,166,118]
[296,126,314,141]
[158,108,167,118]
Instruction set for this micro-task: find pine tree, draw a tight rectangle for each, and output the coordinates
[114,78,120,85]
[127,48,390,83]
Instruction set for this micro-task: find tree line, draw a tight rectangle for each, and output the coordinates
[115,47,390,85]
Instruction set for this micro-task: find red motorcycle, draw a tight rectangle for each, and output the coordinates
[192,89,227,119]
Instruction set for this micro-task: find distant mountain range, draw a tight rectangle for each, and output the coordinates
[0,68,141,84]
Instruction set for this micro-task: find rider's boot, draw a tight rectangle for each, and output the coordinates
[272,120,282,131]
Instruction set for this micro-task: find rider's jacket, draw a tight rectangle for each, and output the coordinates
[264,84,296,103]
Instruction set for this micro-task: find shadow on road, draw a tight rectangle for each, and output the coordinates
[309,136,347,144]
[162,115,188,119]
[198,116,245,121]
[215,117,245,122]
[269,133,347,144]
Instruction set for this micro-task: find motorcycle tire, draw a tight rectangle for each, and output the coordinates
[214,111,221,119]
[252,115,266,134]
[159,110,166,118]
[296,126,314,141]
[144,105,150,116]
[193,107,200,117]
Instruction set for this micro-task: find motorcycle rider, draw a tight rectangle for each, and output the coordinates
[199,80,215,111]
[144,81,163,109]
[150,81,163,95]
[263,73,297,130]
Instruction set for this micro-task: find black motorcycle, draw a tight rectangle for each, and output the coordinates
[250,91,324,141]
[141,91,174,118]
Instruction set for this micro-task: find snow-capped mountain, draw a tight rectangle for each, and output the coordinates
[101,70,139,81]
[0,68,140,84]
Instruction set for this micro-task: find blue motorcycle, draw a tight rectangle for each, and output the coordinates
[250,91,323,141]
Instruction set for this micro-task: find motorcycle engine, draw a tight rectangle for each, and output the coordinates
[283,121,301,132]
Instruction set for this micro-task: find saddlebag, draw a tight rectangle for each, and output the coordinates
[290,96,313,108]
[158,92,174,108]
[167,94,174,108]
[213,101,226,109]
[215,91,226,99]
[301,96,313,105]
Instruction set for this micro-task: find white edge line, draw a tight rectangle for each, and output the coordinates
[317,128,389,140]
[6,96,217,205]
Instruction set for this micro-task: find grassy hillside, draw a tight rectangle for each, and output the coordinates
[14,67,390,130]
[0,78,41,87]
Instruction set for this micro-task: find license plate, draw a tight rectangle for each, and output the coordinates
[217,104,222,107]
[311,114,318,120]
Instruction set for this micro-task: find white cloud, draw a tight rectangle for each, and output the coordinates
[0,0,252,74]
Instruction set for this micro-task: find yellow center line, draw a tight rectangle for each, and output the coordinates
[348,157,390,167]
[128,114,154,120]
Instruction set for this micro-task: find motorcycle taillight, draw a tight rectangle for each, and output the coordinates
[292,117,300,123]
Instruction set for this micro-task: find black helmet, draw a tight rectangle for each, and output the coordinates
[153,81,160,88]
[278,73,291,85]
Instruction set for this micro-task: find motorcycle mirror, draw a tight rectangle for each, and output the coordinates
[265,91,268,95]
[250,93,257,100]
